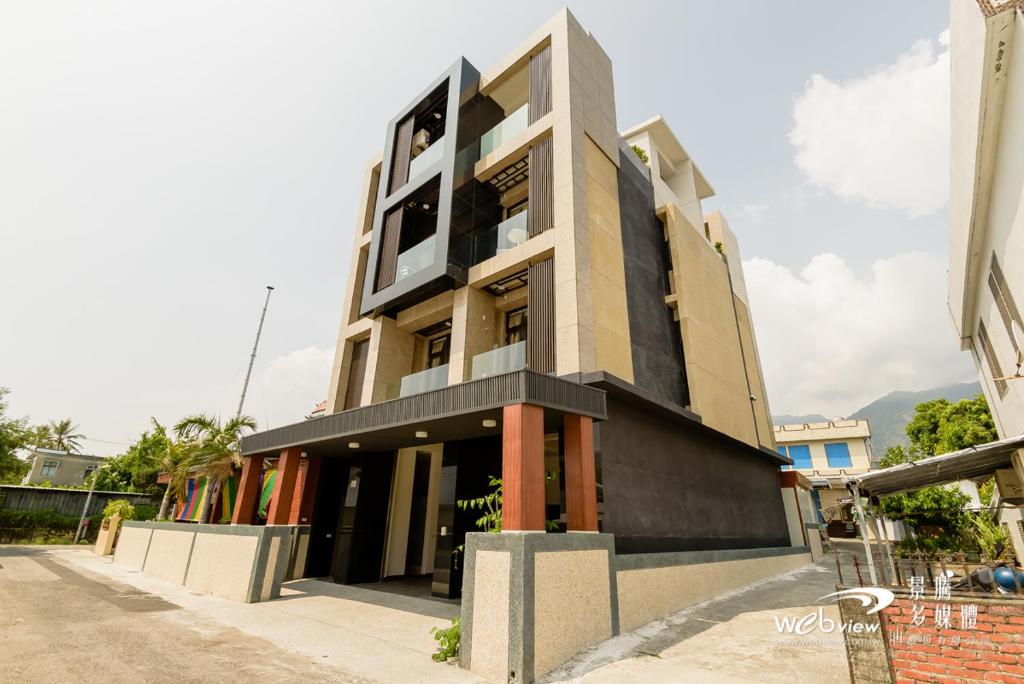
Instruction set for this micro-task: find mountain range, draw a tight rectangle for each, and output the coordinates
[772,381,984,454]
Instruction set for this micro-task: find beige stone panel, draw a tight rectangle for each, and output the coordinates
[142,528,195,585]
[734,297,774,448]
[780,488,805,547]
[184,532,259,602]
[679,317,749,395]
[556,323,582,376]
[470,550,511,682]
[685,364,759,447]
[112,525,153,571]
[395,290,454,333]
[593,321,633,381]
[364,317,415,404]
[532,549,613,677]
[616,553,811,633]
[449,287,498,383]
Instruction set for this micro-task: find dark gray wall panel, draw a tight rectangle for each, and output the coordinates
[616,145,689,407]
[598,394,790,554]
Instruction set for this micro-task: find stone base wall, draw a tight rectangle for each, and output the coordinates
[460,532,810,682]
[112,521,297,603]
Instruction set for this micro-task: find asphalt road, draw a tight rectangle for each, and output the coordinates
[0,545,366,683]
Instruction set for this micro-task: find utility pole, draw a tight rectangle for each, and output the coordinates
[237,286,274,419]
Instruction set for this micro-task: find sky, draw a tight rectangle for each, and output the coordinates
[0,1,975,455]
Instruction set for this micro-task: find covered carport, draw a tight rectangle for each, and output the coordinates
[846,434,1024,585]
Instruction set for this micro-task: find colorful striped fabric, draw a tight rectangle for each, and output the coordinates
[177,477,208,522]
[258,469,277,519]
[174,478,196,521]
[219,475,238,523]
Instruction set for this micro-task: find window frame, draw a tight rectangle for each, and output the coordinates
[824,442,853,469]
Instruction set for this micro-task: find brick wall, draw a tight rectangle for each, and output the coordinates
[881,595,1024,683]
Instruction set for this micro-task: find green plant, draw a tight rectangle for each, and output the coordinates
[0,508,103,544]
[431,617,460,662]
[630,144,649,164]
[714,241,724,255]
[970,512,1009,559]
[101,499,136,521]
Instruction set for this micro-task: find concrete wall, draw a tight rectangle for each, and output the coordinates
[112,521,295,603]
[460,531,809,682]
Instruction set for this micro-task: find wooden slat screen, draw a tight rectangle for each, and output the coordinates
[376,206,403,291]
[529,45,552,124]
[527,137,553,238]
[344,339,369,410]
[389,116,414,195]
[527,258,555,374]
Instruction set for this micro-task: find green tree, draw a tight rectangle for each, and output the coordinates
[0,387,31,484]
[879,394,996,550]
[174,414,256,524]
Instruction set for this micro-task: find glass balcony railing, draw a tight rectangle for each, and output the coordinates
[479,104,529,157]
[470,341,526,380]
[458,210,529,266]
[400,364,449,397]
[408,136,445,182]
[395,234,436,283]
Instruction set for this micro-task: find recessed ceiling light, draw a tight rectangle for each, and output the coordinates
[432,112,442,120]
[348,442,360,449]
[415,431,428,439]
[482,419,497,428]
[422,203,430,210]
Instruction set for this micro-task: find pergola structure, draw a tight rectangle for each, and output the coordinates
[846,434,1024,585]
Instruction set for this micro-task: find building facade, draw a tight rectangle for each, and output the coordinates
[214,11,806,679]
[949,0,1024,438]
[774,420,873,536]
[21,448,106,488]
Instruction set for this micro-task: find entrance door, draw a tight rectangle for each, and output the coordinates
[305,458,350,578]
[330,453,395,584]
[404,452,432,575]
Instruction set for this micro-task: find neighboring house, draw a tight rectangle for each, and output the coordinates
[949,0,1024,560]
[127,12,813,680]
[21,448,106,487]
[949,0,1024,438]
[774,420,876,537]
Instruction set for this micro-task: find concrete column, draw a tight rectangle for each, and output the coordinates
[563,414,598,531]
[502,403,546,531]
[267,447,302,526]
[231,454,264,525]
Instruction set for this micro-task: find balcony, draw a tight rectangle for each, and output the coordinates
[464,210,529,266]
[470,341,526,380]
[400,364,449,397]
[395,234,436,283]
[479,104,529,158]
[408,136,445,183]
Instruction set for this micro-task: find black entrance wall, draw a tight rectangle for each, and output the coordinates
[305,458,350,578]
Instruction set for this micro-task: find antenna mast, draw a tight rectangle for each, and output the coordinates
[237,286,274,418]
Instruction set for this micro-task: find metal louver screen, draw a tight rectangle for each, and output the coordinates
[527,137,553,238]
[529,45,552,124]
[376,206,403,291]
[389,116,414,194]
[528,258,555,374]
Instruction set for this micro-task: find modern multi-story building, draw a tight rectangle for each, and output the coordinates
[125,11,809,680]
[949,0,1024,438]
[20,448,105,487]
[774,419,873,536]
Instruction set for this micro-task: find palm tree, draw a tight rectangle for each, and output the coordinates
[158,440,190,521]
[174,413,256,524]
[48,418,84,453]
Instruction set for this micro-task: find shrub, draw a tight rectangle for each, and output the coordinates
[0,508,102,544]
[101,499,136,521]
[133,504,158,521]
[431,617,460,662]
[630,144,649,164]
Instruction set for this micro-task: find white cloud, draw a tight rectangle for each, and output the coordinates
[737,202,771,224]
[744,252,975,417]
[246,346,333,430]
[789,32,949,217]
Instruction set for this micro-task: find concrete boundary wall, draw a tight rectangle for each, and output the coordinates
[460,532,810,682]
[113,521,296,603]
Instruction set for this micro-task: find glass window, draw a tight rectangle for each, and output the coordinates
[427,335,450,368]
[505,307,527,346]
[824,442,853,468]
[787,445,812,470]
[777,446,791,471]
[41,460,58,477]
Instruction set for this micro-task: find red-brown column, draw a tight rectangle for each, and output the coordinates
[297,456,321,525]
[231,454,264,525]
[267,447,302,525]
[502,403,546,531]
[563,414,598,531]
[287,458,308,525]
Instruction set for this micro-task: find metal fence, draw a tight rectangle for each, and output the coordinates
[0,485,157,517]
